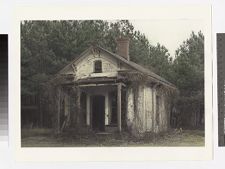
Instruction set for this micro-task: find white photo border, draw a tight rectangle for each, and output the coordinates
[10,4,212,161]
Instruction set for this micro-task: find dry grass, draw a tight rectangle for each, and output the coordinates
[21,128,204,147]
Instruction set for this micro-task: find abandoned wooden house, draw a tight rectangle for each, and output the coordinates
[47,37,177,136]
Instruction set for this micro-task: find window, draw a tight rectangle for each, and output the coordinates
[94,60,102,73]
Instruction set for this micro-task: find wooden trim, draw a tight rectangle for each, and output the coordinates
[105,92,109,125]
[117,83,122,132]
[152,86,155,132]
[76,87,81,127]
[78,83,126,88]
[86,94,90,126]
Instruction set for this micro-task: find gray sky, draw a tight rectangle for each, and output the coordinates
[130,19,204,57]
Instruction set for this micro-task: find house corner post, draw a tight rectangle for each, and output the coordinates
[76,86,81,128]
[117,83,122,132]
[86,94,90,126]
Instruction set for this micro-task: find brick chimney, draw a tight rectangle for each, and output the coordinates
[116,37,130,61]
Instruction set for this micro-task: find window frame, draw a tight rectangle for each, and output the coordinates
[94,60,102,73]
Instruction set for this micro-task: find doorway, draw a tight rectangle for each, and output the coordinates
[92,95,105,131]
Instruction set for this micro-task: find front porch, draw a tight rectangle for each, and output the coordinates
[55,77,127,134]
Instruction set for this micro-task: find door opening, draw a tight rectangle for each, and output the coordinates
[92,95,105,131]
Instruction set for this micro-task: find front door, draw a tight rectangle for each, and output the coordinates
[92,95,105,131]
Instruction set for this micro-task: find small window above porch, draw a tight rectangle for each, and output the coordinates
[94,60,102,73]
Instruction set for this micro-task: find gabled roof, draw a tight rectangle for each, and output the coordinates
[98,46,176,88]
[57,45,176,89]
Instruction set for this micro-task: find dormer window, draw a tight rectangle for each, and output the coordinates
[94,60,102,73]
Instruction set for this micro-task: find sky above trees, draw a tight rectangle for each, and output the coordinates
[131,19,204,57]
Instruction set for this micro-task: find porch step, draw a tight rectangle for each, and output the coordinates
[96,132,112,135]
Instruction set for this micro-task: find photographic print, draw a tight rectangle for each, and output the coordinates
[218,33,225,146]
[11,5,212,161]
[21,19,205,147]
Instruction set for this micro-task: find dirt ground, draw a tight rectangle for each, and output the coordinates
[21,128,204,147]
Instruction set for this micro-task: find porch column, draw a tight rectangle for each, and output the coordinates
[117,83,122,132]
[105,92,109,125]
[76,87,81,126]
[86,94,90,126]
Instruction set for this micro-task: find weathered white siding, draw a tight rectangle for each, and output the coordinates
[160,96,167,132]
[126,87,135,130]
[126,84,169,135]
[154,90,168,133]
[76,53,118,79]
[126,85,151,135]
[61,50,133,80]
[144,86,153,132]
[136,84,145,133]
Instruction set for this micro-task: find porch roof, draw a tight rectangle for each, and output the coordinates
[76,77,118,85]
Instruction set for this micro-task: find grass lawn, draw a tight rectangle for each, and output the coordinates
[21,128,204,147]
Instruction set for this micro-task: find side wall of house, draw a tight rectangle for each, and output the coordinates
[126,84,151,135]
[126,85,145,135]
[144,86,154,132]
[154,89,168,132]
[126,84,169,136]
[126,86,134,131]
